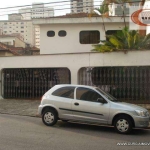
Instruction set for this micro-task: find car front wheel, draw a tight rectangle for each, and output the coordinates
[42,109,57,126]
[114,116,133,134]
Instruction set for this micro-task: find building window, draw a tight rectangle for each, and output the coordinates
[47,31,55,37]
[58,30,67,37]
[106,30,119,35]
[21,31,24,33]
[105,30,120,40]
[80,30,100,44]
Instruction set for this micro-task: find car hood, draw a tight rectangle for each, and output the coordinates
[111,102,147,111]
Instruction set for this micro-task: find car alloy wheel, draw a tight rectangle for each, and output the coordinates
[114,116,132,134]
[116,119,129,132]
[42,109,57,126]
[44,112,54,123]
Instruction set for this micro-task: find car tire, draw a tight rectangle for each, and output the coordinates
[114,116,133,134]
[42,109,58,126]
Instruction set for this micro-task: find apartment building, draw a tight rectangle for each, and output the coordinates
[71,0,94,13]
[108,0,140,16]
[19,2,54,20]
[34,25,40,48]
[0,17,35,47]
[18,2,54,48]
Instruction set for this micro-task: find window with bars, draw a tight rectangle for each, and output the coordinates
[78,67,150,103]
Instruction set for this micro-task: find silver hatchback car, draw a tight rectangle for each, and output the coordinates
[38,84,150,134]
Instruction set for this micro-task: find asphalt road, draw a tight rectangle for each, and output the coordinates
[0,114,150,150]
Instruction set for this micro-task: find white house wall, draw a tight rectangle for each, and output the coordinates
[40,23,124,54]
[1,50,150,98]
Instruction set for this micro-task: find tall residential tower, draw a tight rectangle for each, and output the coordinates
[71,0,94,13]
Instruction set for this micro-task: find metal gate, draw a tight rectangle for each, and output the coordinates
[79,67,150,103]
[2,68,71,99]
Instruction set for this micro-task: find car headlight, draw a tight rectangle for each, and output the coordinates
[135,110,149,117]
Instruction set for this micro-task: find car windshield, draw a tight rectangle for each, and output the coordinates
[95,87,119,102]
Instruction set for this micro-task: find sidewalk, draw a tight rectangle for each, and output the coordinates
[0,99,40,117]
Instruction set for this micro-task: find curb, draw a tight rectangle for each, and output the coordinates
[0,112,40,118]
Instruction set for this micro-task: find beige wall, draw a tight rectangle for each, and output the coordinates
[0,37,25,48]
[0,51,14,56]
[15,37,26,48]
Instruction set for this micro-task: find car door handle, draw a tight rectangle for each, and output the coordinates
[74,102,79,106]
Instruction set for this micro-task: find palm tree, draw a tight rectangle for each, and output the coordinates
[93,0,130,32]
[92,27,150,53]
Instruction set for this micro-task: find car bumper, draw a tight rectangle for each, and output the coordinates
[38,105,43,116]
[134,116,150,128]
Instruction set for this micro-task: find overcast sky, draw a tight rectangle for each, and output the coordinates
[0,0,102,20]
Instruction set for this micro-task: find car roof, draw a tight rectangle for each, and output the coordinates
[54,84,97,89]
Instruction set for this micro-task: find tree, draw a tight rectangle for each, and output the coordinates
[94,0,131,31]
[98,0,109,14]
[92,27,150,53]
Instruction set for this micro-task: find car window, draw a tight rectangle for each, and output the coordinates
[76,87,102,102]
[52,87,75,99]
[95,88,119,102]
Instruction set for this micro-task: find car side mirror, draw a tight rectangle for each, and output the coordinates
[97,98,107,104]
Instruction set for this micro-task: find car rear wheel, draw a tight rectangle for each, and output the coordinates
[42,109,57,126]
[114,116,133,134]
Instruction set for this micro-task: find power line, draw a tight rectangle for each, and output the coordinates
[0,0,144,11]
[0,0,101,10]
[0,1,144,18]
[0,0,144,12]
[0,1,102,14]
[0,5,101,17]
